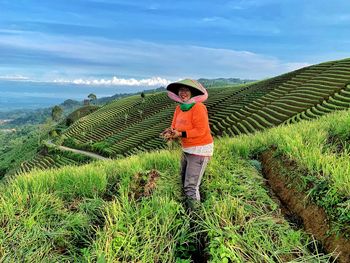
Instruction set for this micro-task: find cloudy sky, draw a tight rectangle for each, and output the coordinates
[0,0,350,86]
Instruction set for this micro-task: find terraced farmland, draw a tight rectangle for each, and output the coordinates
[60,58,350,159]
[2,109,350,262]
[13,148,92,176]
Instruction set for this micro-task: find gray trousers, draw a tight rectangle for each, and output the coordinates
[180,152,210,201]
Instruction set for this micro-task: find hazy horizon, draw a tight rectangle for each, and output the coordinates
[1,1,349,83]
[1,1,350,111]
[0,80,157,112]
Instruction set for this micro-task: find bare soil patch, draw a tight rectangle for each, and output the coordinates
[260,149,350,263]
[129,169,160,200]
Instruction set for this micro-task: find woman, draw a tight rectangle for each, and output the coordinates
[163,79,213,208]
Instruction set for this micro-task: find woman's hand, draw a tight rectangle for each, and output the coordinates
[160,128,175,140]
[172,130,182,138]
[160,128,181,140]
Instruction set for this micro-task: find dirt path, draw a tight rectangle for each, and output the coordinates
[46,140,110,161]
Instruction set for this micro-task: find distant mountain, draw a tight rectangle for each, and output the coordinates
[198,78,256,87]
[96,86,166,104]
[0,78,254,127]
[0,99,82,126]
[0,87,166,127]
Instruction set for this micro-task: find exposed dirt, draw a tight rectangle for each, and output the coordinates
[191,229,209,263]
[129,169,160,200]
[260,149,350,263]
[103,179,120,201]
[325,134,350,157]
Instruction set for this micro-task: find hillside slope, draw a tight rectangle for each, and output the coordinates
[63,58,350,155]
[16,57,350,174]
[2,108,350,262]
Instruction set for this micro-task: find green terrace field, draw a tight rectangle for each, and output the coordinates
[60,58,350,157]
[12,147,93,177]
[1,108,350,262]
[12,58,350,177]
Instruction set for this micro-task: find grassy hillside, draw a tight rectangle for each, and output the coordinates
[62,58,350,157]
[11,58,350,176]
[0,124,52,178]
[2,108,350,262]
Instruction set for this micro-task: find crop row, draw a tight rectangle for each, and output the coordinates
[100,67,313,156]
[80,69,309,157]
[285,85,350,125]
[16,148,93,175]
[65,95,141,138]
[16,154,76,174]
[79,97,174,144]
[64,93,174,144]
[105,121,170,156]
[23,58,345,169]
[209,58,350,136]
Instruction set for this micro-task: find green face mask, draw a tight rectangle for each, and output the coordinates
[180,102,195,111]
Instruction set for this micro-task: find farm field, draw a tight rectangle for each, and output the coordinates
[1,108,350,262]
[14,58,350,175]
[2,2,350,262]
[12,147,93,178]
[62,58,350,156]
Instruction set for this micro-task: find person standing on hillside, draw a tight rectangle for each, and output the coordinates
[161,79,213,210]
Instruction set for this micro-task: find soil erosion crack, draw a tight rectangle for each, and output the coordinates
[260,149,350,263]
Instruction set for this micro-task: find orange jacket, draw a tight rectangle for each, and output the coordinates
[171,103,213,148]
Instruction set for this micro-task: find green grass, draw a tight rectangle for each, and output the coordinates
[4,108,350,261]
[0,123,53,177]
[14,58,350,174]
[3,57,350,260]
[199,152,326,262]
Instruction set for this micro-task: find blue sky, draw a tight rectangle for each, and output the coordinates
[0,0,350,86]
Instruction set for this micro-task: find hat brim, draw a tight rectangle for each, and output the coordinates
[166,83,204,97]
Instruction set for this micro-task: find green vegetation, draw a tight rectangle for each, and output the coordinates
[0,99,82,127]
[64,105,100,127]
[13,147,93,176]
[58,58,350,162]
[87,93,97,105]
[62,92,176,157]
[2,58,350,261]
[7,57,350,176]
[3,107,350,261]
[0,123,52,178]
[51,105,63,122]
[198,77,255,87]
[226,109,350,237]
[0,108,52,126]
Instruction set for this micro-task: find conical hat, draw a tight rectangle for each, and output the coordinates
[167,79,206,96]
[166,79,208,103]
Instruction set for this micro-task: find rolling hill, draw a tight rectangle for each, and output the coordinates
[14,57,350,175]
[62,58,350,154]
[2,58,350,262]
[1,106,350,262]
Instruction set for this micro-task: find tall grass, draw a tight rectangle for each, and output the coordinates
[226,109,350,196]
[2,109,350,261]
[198,143,333,262]
[219,108,350,237]
[0,151,193,262]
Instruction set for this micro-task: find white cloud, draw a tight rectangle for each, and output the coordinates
[53,76,172,86]
[0,31,313,80]
[0,75,29,80]
[201,16,225,23]
[227,0,280,10]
